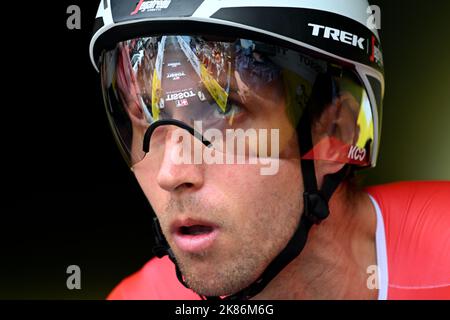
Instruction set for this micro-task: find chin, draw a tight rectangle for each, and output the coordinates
[185,277,245,298]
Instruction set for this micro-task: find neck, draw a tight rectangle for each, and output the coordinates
[252,185,378,300]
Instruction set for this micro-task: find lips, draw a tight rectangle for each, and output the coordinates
[171,218,219,253]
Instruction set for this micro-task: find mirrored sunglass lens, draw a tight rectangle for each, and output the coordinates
[101,35,375,167]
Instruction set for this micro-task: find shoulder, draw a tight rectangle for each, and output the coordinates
[365,181,450,236]
[365,181,450,226]
[365,181,450,299]
[365,180,450,206]
[107,256,201,300]
[365,181,450,239]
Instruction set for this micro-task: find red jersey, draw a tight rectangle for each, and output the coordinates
[108,181,450,300]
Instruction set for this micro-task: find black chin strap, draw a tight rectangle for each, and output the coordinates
[147,114,350,300]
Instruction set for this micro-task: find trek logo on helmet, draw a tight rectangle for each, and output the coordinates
[308,23,366,50]
[131,0,172,15]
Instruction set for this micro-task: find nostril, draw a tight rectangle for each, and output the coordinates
[173,182,195,192]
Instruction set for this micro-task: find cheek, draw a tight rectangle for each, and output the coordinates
[217,160,302,258]
[207,158,302,222]
[132,159,166,212]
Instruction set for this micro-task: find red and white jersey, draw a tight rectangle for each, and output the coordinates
[366,181,450,299]
[108,181,450,300]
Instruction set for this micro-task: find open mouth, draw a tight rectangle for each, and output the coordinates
[172,220,219,253]
[178,225,214,236]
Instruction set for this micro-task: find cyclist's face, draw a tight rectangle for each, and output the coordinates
[132,97,303,297]
[130,83,354,297]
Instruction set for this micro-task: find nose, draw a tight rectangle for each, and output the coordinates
[156,127,204,193]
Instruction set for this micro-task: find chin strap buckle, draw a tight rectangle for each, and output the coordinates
[303,191,330,225]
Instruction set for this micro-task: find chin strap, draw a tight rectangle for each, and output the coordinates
[147,113,350,300]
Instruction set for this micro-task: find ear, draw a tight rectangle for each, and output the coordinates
[311,93,359,188]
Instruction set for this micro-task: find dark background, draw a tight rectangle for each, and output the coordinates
[1,1,449,299]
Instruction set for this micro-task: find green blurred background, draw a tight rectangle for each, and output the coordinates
[362,0,450,183]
